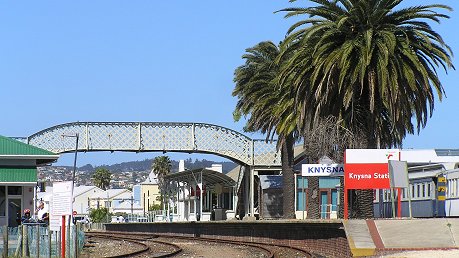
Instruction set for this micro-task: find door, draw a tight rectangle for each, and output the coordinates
[8,198,22,227]
[320,191,328,219]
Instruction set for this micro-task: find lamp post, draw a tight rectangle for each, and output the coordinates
[61,133,79,258]
[61,133,79,186]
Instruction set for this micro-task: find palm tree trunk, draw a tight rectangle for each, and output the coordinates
[307,176,320,219]
[352,127,376,218]
[282,133,296,219]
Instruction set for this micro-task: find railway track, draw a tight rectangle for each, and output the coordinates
[85,232,182,258]
[84,231,314,258]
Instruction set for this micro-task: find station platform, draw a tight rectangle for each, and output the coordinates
[343,218,459,257]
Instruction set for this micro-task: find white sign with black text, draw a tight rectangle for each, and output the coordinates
[302,164,344,177]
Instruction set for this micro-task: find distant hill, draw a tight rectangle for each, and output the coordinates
[77,158,237,174]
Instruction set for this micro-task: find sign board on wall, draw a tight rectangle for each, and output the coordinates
[302,164,344,177]
[344,149,400,189]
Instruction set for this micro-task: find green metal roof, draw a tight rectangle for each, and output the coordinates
[0,135,56,156]
[0,167,37,182]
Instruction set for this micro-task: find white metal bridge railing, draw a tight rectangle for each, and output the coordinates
[25,122,281,166]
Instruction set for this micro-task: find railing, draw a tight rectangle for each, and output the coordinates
[26,122,281,166]
[0,224,84,258]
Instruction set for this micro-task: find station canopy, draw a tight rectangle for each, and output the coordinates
[164,168,236,187]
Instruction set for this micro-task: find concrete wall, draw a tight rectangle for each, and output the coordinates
[105,221,351,257]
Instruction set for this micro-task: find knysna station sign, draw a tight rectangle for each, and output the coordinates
[344,149,405,219]
[345,149,399,189]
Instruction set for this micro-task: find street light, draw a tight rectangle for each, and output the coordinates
[61,133,79,258]
[61,133,79,186]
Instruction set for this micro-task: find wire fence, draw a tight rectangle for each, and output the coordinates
[0,224,85,258]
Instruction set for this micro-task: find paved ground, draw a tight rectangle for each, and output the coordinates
[345,218,459,257]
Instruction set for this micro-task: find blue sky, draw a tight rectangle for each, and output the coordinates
[1,1,458,166]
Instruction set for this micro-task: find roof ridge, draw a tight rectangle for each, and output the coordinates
[0,135,56,156]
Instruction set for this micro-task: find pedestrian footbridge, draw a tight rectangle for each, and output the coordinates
[24,122,281,167]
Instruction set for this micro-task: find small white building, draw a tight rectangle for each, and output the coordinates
[88,188,132,213]
[164,165,237,222]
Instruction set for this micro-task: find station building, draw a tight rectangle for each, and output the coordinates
[0,135,59,226]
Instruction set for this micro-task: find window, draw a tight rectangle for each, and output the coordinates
[8,186,22,196]
[422,184,426,198]
[0,186,5,216]
[427,183,431,197]
[417,184,421,198]
[296,189,307,211]
[411,185,415,198]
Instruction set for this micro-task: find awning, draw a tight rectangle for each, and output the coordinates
[164,168,236,187]
[0,167,37,182]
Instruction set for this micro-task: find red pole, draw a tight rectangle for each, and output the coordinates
[397,188,402,218]
[62,216,66,258]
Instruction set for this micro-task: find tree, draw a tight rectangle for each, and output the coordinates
[92,168,112,190]
[151,156,172,205]
[279,0,454,218]
[233,41,298,219]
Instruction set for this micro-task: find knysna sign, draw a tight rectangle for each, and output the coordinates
[302,164,344,177]
[344,149,400,189]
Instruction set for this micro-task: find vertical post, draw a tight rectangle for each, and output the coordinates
[36,225,40,258]
[302,176,306,220]
[250,168,254,217]
[15,225,22,257]
[61,216,66,258]
[66,218,70,258]
[74,223,78,258]
[244,167,250,218]
[131,195,134,215]
[344,188,348,219]
[3,225,8,258]
[397,188,402,218]
[137,122,142,151]
[408,185,413,219]
[251,140,254,166]
[191,123,196,150]
[48,229,52,258]
[85,123,89,151]
[22,224,29,257]
[56,230,60,258]
[390,188,396,218]
[143,193,146,216]
[200,171,203,221]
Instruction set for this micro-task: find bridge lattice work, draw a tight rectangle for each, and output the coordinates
[26,122,281,166]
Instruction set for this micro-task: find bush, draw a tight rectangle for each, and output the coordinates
[89,208,110,223]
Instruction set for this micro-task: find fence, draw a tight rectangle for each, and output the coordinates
[0,224,85,258]
[126,210,165,223]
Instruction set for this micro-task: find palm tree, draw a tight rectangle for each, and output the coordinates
[92,168,111,191]
[152,156,172,214]
[233,41,298,219]
[151,156,172,195]
[279,0,454,218]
